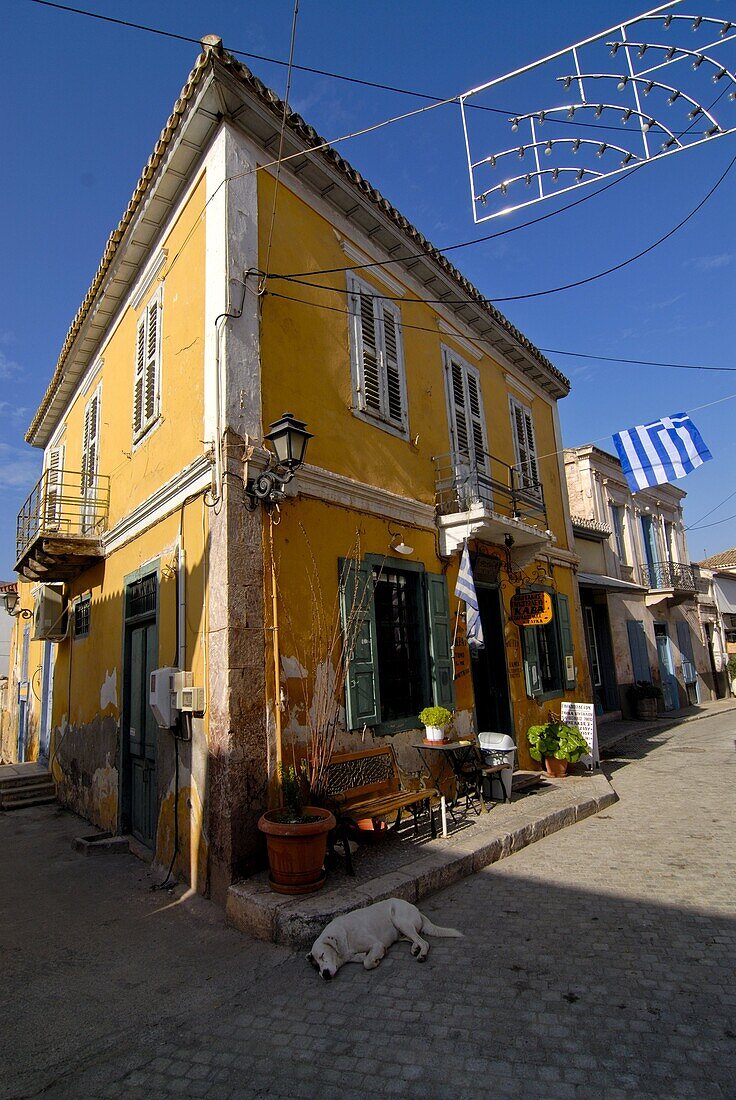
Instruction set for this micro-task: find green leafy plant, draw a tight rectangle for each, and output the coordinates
[627,680,663,703]
[527,720,589,764]
[419,706,453,729]
[727,654,736,680]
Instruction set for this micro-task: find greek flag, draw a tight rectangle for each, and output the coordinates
[612,413,712,495]
[455,541,484,650]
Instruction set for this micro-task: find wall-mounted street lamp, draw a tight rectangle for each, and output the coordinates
[1,590,33,619]
[244,412,313,510]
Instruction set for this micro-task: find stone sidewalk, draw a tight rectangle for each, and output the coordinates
[226,697,736,947]
[4,701,732,1098]
[227,772,617,946]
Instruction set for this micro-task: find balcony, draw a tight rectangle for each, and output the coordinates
[15,469,110,582]
[434,450,552,562]
[641,560,698,606]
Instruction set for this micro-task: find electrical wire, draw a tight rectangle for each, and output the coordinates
[685,485,736,528]
[269,150,736,304]
[265,288,736,374]
[539,349,736,373]
[26,0,712,138]
[263,0,300,282]
[686,510,736,531]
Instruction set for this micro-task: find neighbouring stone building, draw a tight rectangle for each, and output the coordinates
[696,547,736,697]
[564,445,712,718]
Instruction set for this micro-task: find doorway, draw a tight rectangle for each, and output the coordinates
[654,623,677,710]
[471,585,513,735]
[121,571,159,846]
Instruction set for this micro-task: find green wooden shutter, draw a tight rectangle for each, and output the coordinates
[521,625,542,698]
[425,573,455,709]
[556,593,576,690]
[339,559,380,729]
[626,619,651,682]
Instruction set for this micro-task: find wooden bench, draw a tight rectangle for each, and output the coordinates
[325,745,438,875]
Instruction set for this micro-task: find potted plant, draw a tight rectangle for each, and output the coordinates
[419,705,453,744]
[727,654,736,697]
[627,680,663,721]
[258,762,336,895]
[526,719,589,777]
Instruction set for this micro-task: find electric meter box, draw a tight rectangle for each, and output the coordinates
[176,686,205,714]
[150,667,178,728]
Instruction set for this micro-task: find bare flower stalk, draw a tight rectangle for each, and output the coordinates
[276,527,379,802]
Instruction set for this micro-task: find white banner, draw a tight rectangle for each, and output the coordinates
[560,701,600,770]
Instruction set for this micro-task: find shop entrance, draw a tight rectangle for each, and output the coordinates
[471,584,513,735]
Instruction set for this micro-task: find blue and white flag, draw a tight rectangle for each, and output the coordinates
[612,412,712,495]
[454,541,484,651]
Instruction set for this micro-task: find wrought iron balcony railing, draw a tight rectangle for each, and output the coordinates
[640,560,697,593]
[16,468,110,569]
[434,449,548,529]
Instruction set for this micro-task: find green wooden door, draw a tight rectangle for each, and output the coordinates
[128,621,158,846]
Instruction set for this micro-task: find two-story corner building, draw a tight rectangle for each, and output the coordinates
[564,444,711,718]
[15,38,591,901]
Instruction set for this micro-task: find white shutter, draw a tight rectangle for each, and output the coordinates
[82,388,101,531]
[133,316,145,438]
[133,293,162,442]
[445,350,488,468]
[510,397,540,496]
[144,297,160,425]
[380,302,406,427]
[44,445,65,528]
[349,276,407,431]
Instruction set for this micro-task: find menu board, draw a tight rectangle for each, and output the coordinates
[560,701,600,770]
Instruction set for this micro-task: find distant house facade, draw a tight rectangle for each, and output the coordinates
[565,445,711,717]
[696,548,736,697]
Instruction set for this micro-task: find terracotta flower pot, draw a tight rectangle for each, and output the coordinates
[544,756,569,778]
[258,806,336,895]
[636,697,658,721]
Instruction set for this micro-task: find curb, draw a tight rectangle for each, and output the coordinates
[226,773,617,948]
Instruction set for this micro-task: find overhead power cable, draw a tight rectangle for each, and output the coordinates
[265,289,735,373]
[540,349,736,373]
[687,510,736,531]
[685,485,736,528]
[26,0,711,138]
[269,151,736,304]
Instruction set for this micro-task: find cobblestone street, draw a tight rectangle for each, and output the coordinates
[3,711,734,1099]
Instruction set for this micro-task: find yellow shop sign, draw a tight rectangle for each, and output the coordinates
[510,590,553,626]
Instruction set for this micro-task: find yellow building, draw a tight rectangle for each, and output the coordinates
[15,38,591,901]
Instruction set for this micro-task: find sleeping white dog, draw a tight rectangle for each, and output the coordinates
[307,898,463,980]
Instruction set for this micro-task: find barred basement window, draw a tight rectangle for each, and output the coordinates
[74,596,91,638]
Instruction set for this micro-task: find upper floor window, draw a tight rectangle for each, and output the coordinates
[611,504,627,562]
[81,386,101,533]
[347,276,407,436]
[133,292,162,443]
[509,397,540,497]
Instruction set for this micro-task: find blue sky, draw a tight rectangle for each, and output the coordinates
[3,0,735,576]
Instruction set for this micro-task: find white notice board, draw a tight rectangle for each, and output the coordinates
[560,701,600,770]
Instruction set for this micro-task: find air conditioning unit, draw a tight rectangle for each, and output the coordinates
[33,585,68,641]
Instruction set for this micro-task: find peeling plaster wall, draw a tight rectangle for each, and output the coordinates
[52,715,120,833]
